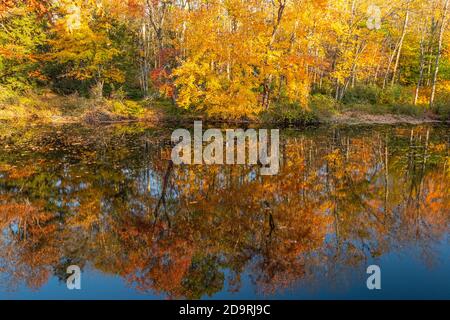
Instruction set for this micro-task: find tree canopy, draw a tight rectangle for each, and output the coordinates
[1,0,450,117]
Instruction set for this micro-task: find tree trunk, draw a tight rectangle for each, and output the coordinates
[383,42,399,89]
[425,17,438,86]
[414,29,426,105]
[430,0,450,108]
[261,0,286,109]
[391,6,410,87]
[140,22,150,97]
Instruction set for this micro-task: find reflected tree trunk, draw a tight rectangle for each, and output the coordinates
[153,160,174,227]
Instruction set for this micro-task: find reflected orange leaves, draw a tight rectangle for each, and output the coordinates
[0,125,448,298]
[0,197,60,290]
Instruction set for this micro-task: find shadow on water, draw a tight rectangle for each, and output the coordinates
[0,123,448,299]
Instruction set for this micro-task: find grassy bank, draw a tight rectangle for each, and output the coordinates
[0,87,448,126]
[263,85,450,125]
[0,89,168,124]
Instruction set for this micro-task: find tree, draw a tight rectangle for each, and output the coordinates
[0,1,49,89]
[47,1,127,98]
[430,0,450,107]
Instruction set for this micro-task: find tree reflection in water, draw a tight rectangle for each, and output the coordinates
[0,124,448,298]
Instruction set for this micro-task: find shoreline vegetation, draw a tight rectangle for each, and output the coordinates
[1,1,450,127]
[0,89,447,126]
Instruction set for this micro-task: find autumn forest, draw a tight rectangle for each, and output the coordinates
[0,0,449,302]
[1,0,450,122]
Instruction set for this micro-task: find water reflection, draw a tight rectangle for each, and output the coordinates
[0,123,448,299]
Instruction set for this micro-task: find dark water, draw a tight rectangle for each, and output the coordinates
[0,123,448,300]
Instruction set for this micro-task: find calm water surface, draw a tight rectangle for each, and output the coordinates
[0,123,448,300]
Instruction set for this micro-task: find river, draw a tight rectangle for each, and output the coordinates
[0,123,448,299]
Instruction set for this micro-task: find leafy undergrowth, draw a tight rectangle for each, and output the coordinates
[0,88,447,126]
[261,90,449,125]
[0,89,89,123]
[0,89,170,125]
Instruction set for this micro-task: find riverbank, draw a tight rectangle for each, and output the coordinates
[329,111,444,125]
[0,92,447,126]
[0,92,168,125]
